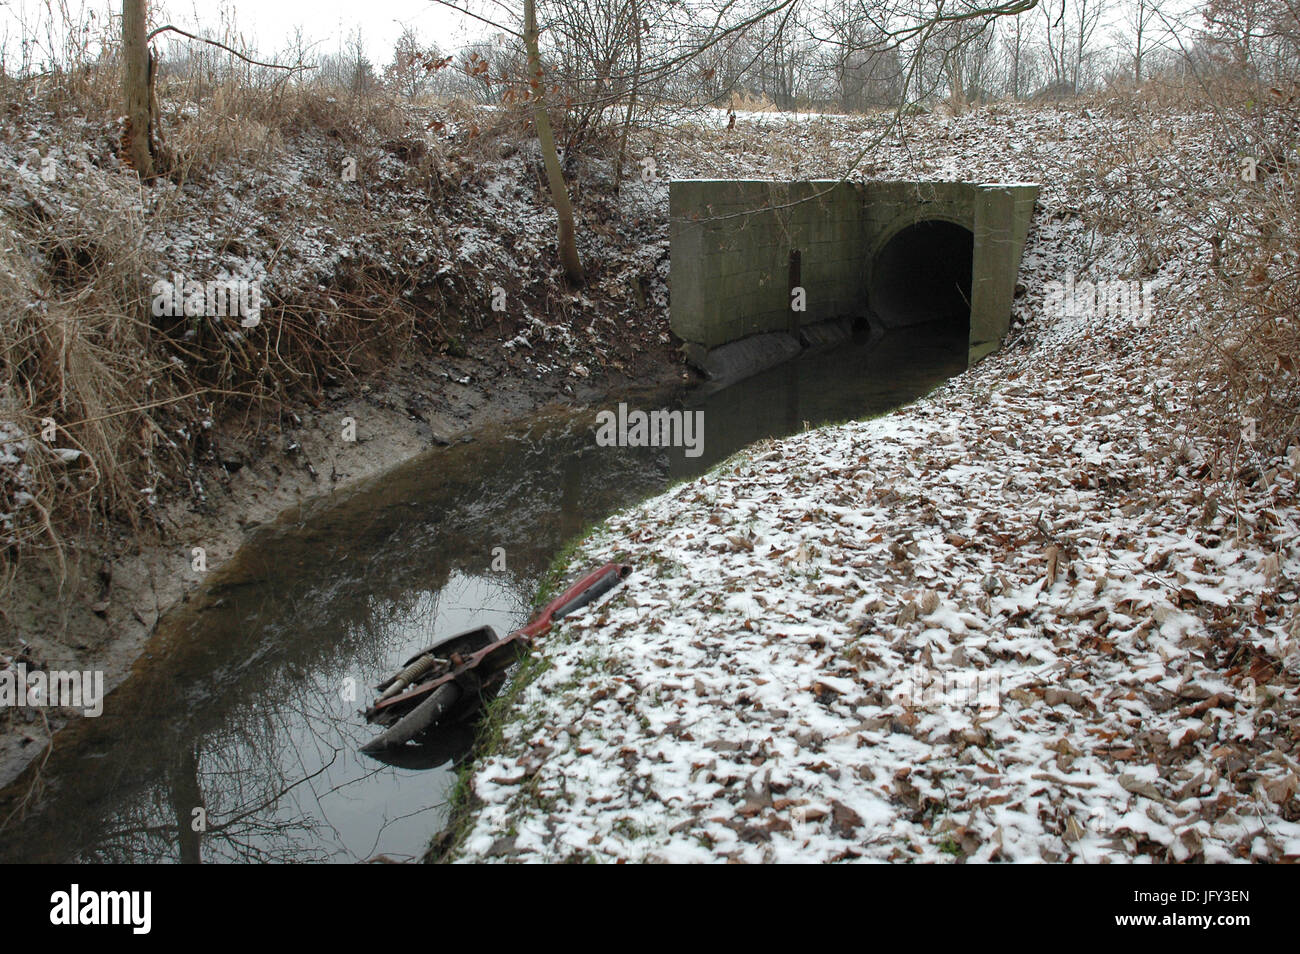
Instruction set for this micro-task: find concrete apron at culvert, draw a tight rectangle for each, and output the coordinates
[669,179,1039,387]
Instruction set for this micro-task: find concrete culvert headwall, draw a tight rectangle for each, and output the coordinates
[669,179,1039,383]
[867,220,974,331]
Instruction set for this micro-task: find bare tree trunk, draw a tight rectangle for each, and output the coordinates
[1073,0,1085,89]
[948,58,967,113]
[1011,17,1023,99]
[1134,0,1146,84]
[122,0,155,178]
[170,745,204,865]
[524,0,584,286]
[614,0,642,193]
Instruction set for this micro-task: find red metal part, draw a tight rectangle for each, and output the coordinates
[370,562,630,715]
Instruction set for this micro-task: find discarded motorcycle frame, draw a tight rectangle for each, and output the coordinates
[361,562,631,752]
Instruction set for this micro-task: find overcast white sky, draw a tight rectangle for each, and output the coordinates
[0,0,490,70]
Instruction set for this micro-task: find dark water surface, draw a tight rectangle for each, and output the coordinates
[0,327,966,863]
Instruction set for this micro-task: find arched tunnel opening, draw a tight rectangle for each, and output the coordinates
[867,220,974,332]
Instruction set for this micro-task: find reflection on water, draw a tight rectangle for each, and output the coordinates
[0,326,967,863]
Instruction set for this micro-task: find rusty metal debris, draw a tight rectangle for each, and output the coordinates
[361,563,631,752]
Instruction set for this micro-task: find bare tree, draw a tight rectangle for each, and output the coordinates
[1071,0,1109,89]
[122,0,155,178]
[614,1,644,187]
[1201,0,1300,79]
[343,28,379,96]
[385,27,446,101]
[1120,0,1162,83]
[825,14,906,111]
[1041,0,1071,89]
[525,0,585,285]
[1003,10,1036,98]
[923,13,999,110]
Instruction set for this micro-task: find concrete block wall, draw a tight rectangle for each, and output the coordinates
[969,183,1039,360]
[669,181,864,350]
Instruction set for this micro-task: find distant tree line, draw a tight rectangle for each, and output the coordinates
[352,0,1298,115]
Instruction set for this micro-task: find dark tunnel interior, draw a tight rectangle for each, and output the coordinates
[867,220,974,331]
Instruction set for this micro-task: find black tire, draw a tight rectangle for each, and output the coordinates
[361,684,461,752]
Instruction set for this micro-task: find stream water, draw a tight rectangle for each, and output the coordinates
[0,326,967,863]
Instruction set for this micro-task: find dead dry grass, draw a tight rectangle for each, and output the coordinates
[1075,71,1300,478]
[0,150,180,580]
[1176,77,1300,470]
[0,59,484,602]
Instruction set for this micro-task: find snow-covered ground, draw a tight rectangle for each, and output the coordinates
[457,314,1300,864]
[453,104,1300,863]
